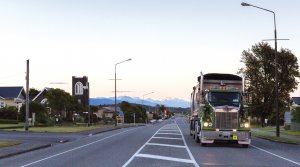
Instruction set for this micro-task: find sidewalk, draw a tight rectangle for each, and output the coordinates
[0,124,145,159]
[251,128,300,143]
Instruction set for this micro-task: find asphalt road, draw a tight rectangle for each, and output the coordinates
[1,117,300,167]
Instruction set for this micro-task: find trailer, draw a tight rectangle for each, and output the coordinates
[190,73,251,148]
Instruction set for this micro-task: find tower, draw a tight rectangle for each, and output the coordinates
[72,76,89,112]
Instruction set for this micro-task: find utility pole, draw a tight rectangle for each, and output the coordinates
[87,82,90,126]
[25,59,29,131]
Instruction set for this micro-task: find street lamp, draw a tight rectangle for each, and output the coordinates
[142,92,154,124]
[115,58,132,126]
[241,2,279,137]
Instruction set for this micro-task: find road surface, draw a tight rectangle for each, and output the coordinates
[1,116,300,167]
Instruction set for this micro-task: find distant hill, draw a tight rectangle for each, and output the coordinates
[89,96,190,108]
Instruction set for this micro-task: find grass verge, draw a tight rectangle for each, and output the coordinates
[0,141,22,148]
[3,125,115,133]
[252,131,300,144]
[252,125,300,137]
[0,123,24,129]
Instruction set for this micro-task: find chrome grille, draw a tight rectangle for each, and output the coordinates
[215,112,238,129]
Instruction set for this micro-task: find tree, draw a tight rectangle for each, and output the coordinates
[29,88,40,101]
[240,42,300,126]
[120,101,147,123]
[45,88,83,121]
[20,101,53,125]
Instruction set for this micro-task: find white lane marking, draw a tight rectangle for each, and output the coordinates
[123,124,199,167]
[147,143,186,148]
[159,130,179,132]
[136,153,194,164]
[152,137,182,140]
[122,126,162,167]
[21,128,137,167]
[156,133,181,135]
[251,145,300,166]
[176,124,200,167]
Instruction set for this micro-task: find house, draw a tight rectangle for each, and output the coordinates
[291,97,300,110]
[0,87,26,110]
[32,87,51,105]
[94,106,124,123]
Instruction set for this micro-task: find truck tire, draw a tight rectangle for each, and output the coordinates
[196,134,200,143]
[242,144,249,148]
[201,142,207,146]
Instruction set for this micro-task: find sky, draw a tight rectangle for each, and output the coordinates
[1,0,300,101]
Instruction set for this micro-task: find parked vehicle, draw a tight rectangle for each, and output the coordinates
[190,73,251,148]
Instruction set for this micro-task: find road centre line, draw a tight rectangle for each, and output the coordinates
[147,143,186,148]
[152,137,182,140]
[156,133,181,135]
[21,128,138,167]
[136,153,194,164]
[251,145,300,166]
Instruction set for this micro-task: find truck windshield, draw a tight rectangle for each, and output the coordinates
[208,92,240,106]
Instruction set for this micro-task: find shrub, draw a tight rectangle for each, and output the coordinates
[292,107,300,123]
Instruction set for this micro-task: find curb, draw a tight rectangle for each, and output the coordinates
[0,144,52,159]
[254,136,299,145]
[89,127,121,135]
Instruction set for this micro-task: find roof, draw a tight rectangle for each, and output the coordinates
[32,87,51,101]
[102,106,124,116]
[292,97,300,105]
[198,73,242,82]
[0,87,25,98]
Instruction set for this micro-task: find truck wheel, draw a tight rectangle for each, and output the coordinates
[242,144,249,148]
[196,135,200,143]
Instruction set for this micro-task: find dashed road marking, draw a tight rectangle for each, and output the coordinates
[136,153,194,164]
[156,133,181,135]
[147,143,186,148]
[122,124,199,167]
[152,136,182,140]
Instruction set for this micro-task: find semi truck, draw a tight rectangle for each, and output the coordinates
[190,73,251,148]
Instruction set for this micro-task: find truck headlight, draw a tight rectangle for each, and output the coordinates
[204,122,208,127]
[244,123,250,128]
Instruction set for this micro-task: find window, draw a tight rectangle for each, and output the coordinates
[0,101,5,108]
[75,82,83,95]
[208,92,240,107]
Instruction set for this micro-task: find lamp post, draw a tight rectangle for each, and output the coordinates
[115,58,132,126]
[241,2,279,137]
[142,92,154,124]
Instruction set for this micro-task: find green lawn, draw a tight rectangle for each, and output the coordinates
[252,131,300,144]
[4,125,115,133]
[251,125,300,137]
[0,141,22,148]
[0,123,24,128]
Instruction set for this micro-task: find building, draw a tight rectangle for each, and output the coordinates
[0,87,26,110]
[72,76,89,112]
[94,106,124,124]
[32,87,51,105]
[291,97,300,110]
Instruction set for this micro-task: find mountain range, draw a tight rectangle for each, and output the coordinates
[90,96,190,108]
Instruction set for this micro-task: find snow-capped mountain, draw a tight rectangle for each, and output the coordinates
[89,96,189,108]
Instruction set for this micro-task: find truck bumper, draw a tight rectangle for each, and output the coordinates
[200,130,251,145]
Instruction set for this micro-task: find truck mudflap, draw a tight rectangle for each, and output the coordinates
[200,130,251,144]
